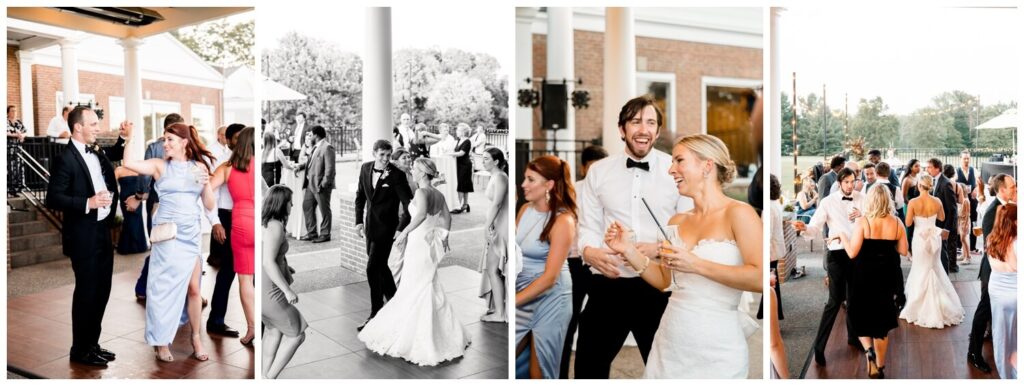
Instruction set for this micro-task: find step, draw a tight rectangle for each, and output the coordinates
[7,196,31,211]
[7,220,53,237]
[9,245,65,268]
[7,210,37,224]
[8,231,62,253]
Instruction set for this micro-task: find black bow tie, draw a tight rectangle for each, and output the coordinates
[373,168,384,174]
[85,144,99,154]
[841,196,853,201]
[626,159,649,171]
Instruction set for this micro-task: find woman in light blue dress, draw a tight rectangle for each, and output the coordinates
[124,123,217,362]
[515,155,575,379]
[986,203,1017,379]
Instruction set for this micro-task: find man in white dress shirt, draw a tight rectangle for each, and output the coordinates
[574,96,693,378]
[792,167,863,366]
[46,105,73,144]
[290,112,307,161]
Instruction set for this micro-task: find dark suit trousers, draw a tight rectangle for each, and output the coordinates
[969,269,992,355]
[262,161,282,186]
[71,221,114,354]
[968,197,979,251]
[303,188,333,237]
[559,257,591,378]
[573,276,669,379]
[813,249,855,355]
[208,209,236,326]
[365,233,397,318]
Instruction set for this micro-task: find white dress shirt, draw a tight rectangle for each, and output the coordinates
[770,200,785,262]
[396,124,416,149]
[48,115,70,144]
[210,141,234,211]
[804,189,864,251]
[292,122,306,150]
[71,138,111,221]
[578,150,694,277]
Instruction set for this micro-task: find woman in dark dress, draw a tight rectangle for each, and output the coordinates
[115,166,149,254]
[7,105,27,196]
[901,159,920,252]
[450,123,474,214]
[835,184,908,379]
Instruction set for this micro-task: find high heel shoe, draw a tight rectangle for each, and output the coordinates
[877,365,886,379]
[191,334,209,361]
[240,328,255,346]
[866,347,880,379]
[154,346,174,362]
[463,204,470,213]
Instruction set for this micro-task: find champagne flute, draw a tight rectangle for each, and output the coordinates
[658,224,683,289]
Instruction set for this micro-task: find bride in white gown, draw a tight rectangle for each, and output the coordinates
[604,134,762,378]
[357,158,471,365]
[900,174,964,328]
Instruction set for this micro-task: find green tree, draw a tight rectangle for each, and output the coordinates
[848,97,899,150]
[425,73,495,129]
[173,19,254,67]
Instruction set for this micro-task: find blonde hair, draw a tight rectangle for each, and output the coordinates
[456,122,471,137]
[917,174,934,193]
[675,134,737,184]
[864,183,894,219]
[414,157,439,180]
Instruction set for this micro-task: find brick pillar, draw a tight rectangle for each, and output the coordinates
[338,192,368,274]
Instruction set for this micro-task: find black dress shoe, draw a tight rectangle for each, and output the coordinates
[814,349,826,366]
[299,234,317,241]
[968,352,992,373]
[312,235,331,243]
[207,323,240,337]
[357,319,370,332]
[92,346,116,361]
[70,351,109,367]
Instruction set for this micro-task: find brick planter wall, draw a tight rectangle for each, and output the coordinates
[338,191,368,274]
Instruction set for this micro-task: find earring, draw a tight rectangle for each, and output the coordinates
[545,190,550,203]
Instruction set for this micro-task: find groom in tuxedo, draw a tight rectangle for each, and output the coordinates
[46,106,127,367]
[925,158,960,273]
[968,173,1015,373]
[354,139,412,330]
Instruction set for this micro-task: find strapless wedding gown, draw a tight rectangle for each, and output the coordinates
[644,240,757,379]
[899,215,964,328]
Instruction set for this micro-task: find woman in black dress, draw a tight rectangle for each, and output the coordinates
[900,159,920,252]
[835,184,908,379]
[7,105,27,196]
[450,123,474,214]
[115,166,149,254]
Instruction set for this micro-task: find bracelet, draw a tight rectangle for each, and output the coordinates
[628,249,651,275]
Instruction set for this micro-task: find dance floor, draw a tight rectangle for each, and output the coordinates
[277,265,508,379]
[7,267,255,379]
[804,280,999,379]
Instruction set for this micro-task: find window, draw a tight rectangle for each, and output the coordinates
[191,104,217,144]
[701,77,762,179]
[108,97,125,131]
[636,72,676,151]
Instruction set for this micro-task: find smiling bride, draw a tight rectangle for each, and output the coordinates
[603,134,762,378]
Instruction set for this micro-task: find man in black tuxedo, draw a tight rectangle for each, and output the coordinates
[46,106,128,367]
[925,158,959,273]
[968,173,1015,373]
[354,139,412,330]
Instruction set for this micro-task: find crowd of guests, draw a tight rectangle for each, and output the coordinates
[775,149,1017,379]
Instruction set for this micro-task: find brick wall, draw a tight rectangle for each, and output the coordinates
[532,30,763,143]
[31,64,222,133]
[338,191,368,274]
[7,46,21,114]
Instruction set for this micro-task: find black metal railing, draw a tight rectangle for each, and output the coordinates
[15,147,63,232]
[325,127,362,157]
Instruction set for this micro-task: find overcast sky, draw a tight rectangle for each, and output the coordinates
[259,5,512,74]
[779,7,1019,115]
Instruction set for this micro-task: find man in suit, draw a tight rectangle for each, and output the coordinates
[968,173,1015,373]
[925,158,960,273]
[867,149,900,187]
[46,106,128,367]
[297,125,336,243]
[354,139,413,330]
[818,155,846,201]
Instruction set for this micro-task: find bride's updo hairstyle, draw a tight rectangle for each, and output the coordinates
[674,134,737,185]
[414,157,439,180]
[863,183,894,220]
[917,174,934,193]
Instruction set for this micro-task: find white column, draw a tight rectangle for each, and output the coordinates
[120,38,145,162]
[58,39,81,106]
[546,7,574,176]
[515,8,537,141]
[16,50,36,136]
[363,7,392,162]
[603,7,636,155]
[770,8,783,177]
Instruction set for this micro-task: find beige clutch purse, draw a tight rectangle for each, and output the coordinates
[151,223,177,244]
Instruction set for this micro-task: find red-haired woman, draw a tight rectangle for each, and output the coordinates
[124,123,216,363]
[515,155,576,379]
[986,203,1017,379]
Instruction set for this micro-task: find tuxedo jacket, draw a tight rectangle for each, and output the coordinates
[933,174,959,233]
[299,140,336,193]
[354,161,412,240]
[979,199,1003,280]
[46,141,122,258]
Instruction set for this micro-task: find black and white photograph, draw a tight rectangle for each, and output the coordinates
[258,5,510,379]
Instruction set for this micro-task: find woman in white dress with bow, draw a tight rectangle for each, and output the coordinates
[604,134,762,378]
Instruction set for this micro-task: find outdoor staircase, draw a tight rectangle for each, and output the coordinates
[7,196,64,268]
